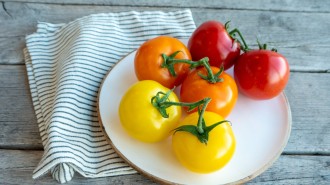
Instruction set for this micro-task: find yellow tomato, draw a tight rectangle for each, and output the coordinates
[119,80,181,143]
[172,111,236,173]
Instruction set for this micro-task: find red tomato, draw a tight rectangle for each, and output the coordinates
[234,50,290,100]
[134,36,191,88]
[188,21,241,70]
[180,66,238,118]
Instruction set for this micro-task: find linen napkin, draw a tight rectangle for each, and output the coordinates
[24,9,196,183]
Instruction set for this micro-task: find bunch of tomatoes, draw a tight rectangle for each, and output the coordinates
[118,21,290,173]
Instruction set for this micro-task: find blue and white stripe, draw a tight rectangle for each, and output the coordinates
[24,10,196,183]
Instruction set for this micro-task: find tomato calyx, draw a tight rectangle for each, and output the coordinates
[161,51,224,84]
[161,51,206,77]
[225,21,250,52]
[173,98,231,145]
[198,65,224,83]
[257,39,278,52]
[151,89,208,118]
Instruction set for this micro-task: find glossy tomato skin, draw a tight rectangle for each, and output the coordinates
[119,80,181,143]
[188,21,240,70]
[180,66,238,118]
[134,36,191,89]
[172,111,236,173]
[234,50,290,100]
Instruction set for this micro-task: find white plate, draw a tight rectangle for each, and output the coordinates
[97,41,292,185]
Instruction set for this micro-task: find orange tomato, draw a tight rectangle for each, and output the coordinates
[134,36,191,88]
[180,66,238,118]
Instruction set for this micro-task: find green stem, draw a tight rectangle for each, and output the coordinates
[229,28,250,52]
[196,98,211,134]
[161,52,222,84]
[225,21,249,52]
[151,89,209,118]
[172,96,230,144]
[159,98,208,112]
[161,53,207,75]
[200,60,216,83]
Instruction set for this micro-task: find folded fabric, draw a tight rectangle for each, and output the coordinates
[24,10,196,183]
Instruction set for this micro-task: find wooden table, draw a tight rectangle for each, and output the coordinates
[1,0,329,184]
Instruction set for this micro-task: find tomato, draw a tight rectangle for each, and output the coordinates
[180,66,238,118]
[234,49,290,100]
[172,111,236,173]
[134,36,191,88]
[188,21,241,70]
[119,80,181,142]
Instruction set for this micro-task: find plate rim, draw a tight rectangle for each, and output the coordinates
[96,50,292,185]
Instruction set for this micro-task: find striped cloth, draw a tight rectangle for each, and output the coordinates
[24,10,196,183]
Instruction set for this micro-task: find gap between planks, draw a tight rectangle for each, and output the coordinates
[2,0,330,14]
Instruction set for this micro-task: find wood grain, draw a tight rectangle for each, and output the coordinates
[284,72,330,154]
[0,65,42,149]
[0,149,329,184]
[0,149,156,185]
[0,2,329,71]
[3,0,330,13]
[247,155,330,185]
[0,1,329,184]
[0,65,329,154]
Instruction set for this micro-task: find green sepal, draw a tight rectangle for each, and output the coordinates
[173,120,230,145]
[173,125,208,144]
[151,89,209,119]
[257,39,278,52]
[197,72,209,81]
[224,21,231,32]
[197,65,224,84]
[205,120,231,133]
[214,65,224,77]
[161,51,182,77]
[151,90,174,118]
[171,96,231,144]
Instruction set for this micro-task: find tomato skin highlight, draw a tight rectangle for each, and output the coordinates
[180,66,238,118]
[119,80,181,143]
[172,111,236,173]
[134,36,191,88]
[188,21,240,70]
[234,50,290,100]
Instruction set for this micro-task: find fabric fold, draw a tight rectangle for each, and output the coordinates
[24,9,196,183]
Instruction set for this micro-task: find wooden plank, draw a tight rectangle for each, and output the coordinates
[284,71,330,154]
[247,155,330,185]
[0,65,329,153]
[3,0,330,13]
[0,36,25,64]
[0,149,329,184]
[0,150,157,185]
[0,65,42,149]
[0,2,329,71]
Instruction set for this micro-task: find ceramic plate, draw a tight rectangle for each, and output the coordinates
[97,40,292,185]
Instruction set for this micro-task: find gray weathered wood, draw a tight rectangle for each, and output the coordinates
[0,2,330,71]
[0,65,329,153]
[284,72,330,154]
[0,36,25,64]
[0,149,329,184]
[0,1,329,184]
[0,149,157,185]
[3,0,330,13]
[247,155,330,185]
[0,65,42,149]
